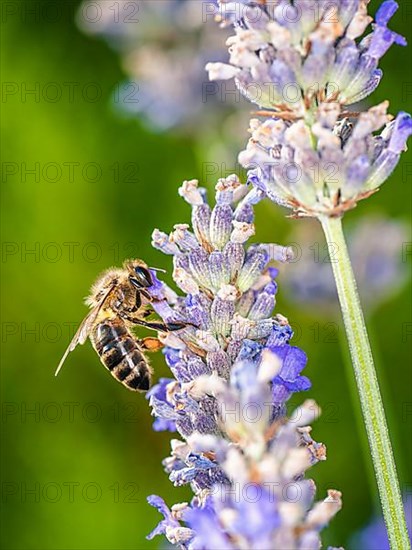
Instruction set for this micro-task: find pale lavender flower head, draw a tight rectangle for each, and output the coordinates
[207,0,406,115]
[206,0,412,217]
[238,102,412,217]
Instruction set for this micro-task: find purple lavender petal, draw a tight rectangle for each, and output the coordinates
[346,154,371,190]
[233,486,281,538]
[266,323,293,347]
[388,112,412,153]
[375,1,400,26]
[270,345,311,393]
[152,417,177,432]
[146,495,178,540]
[186,504,234,550]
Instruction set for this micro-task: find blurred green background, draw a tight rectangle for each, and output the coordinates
[1,1,411,549]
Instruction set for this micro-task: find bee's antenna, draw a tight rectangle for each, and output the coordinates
[149,266,166,274]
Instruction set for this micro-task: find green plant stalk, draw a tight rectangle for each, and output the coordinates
[319,215,409,550]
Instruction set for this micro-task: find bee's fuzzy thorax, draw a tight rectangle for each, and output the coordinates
[85,268,125,307]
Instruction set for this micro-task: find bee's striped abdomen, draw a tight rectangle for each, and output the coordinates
[92,320,151,391]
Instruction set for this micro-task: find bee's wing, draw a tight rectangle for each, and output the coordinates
[55,286,114,377]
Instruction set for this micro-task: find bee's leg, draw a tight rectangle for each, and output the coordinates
[135,290,142,309]
[120,312,188,332]
[149,296,169,304]
[137,319,188,332]
[133,288,161,306]
[125,290,141,313]
[139,289,152,301]
[137,337,164,352]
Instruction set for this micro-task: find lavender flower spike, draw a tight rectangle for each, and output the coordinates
[144,178,341,548]
[207,0,406,115]
[148,176,306,444]
[206,1,412,218]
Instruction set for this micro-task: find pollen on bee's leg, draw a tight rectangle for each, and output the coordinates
[140,337,164,352]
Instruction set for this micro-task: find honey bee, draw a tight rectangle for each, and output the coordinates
[55,259,186,391]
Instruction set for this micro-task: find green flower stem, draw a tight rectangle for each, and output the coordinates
[319,215,409,550]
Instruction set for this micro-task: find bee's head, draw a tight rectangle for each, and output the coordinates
[125,259,153,289]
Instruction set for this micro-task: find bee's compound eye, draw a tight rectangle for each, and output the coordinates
[130,266,152,288]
